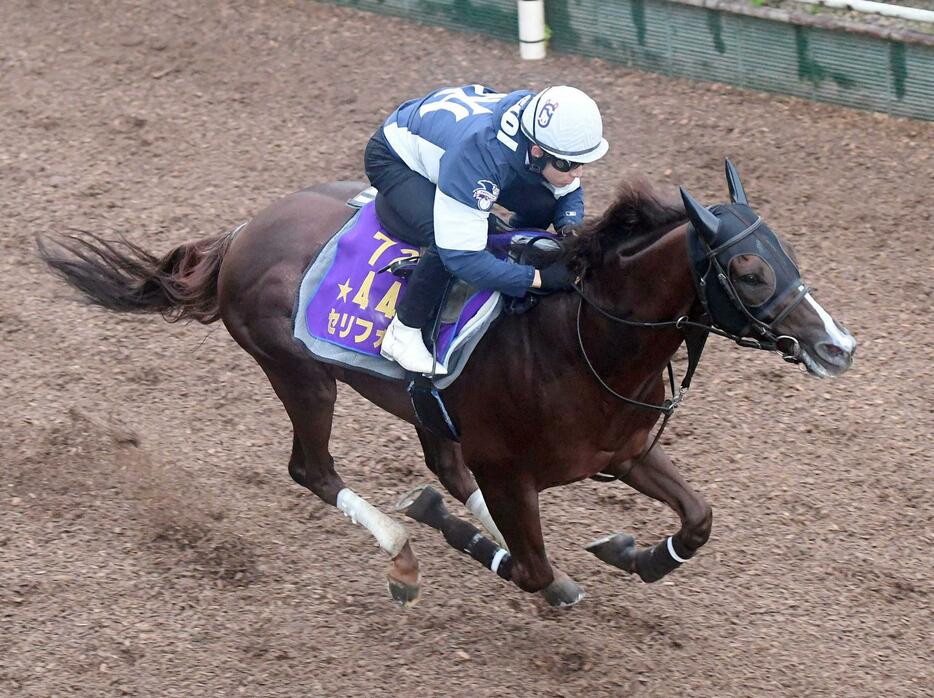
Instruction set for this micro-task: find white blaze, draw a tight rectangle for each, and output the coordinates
[805,293,855,352]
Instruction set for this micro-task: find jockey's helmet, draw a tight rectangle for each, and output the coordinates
[520,86,609,164]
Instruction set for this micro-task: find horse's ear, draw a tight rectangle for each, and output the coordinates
[725,159,749,205]
[680,186,720,242]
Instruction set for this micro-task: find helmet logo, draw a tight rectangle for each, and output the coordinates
[472,179,500,211]
[537,100,559,128]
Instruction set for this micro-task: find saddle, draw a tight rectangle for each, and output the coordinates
[291,187,566,441]
[366,203,564,442]
[379,211,564,320]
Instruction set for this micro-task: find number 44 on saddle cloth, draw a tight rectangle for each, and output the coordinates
[293,198,509,387]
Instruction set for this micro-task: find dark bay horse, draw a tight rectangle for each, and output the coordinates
[39,162,855,608]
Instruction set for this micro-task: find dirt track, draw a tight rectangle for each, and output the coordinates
[2,1,932,696]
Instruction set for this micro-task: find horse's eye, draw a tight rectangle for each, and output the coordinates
[739,274,760,285]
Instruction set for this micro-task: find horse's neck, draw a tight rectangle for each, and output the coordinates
[481,223,696,394]
[583,222,695,378]
[592,222,694,324]
[463,225,695,446]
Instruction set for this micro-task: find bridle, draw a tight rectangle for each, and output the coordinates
[571,279,707,458]
[570,187,812,459]
[692,214,809,364]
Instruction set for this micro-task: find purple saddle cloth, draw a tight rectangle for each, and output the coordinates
[293,201,529,384]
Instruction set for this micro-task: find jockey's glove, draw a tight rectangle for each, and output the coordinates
[555,223,581,239]
[537,261,576,292]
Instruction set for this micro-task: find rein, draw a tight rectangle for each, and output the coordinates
[572,282,709,459]
[563,186,812,460]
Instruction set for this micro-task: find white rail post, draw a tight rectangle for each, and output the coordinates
[518,0,547,60]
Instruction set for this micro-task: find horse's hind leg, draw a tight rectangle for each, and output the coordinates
[266,364,420,606]
[586,445,712,583]
[412,428,506,548]
[398,473,583,607]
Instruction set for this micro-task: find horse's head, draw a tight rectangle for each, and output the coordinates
[680,161,856,378]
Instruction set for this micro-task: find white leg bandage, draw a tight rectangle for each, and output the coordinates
[336,488,408,558]
[666,536,689,564]
[466,489,507,550]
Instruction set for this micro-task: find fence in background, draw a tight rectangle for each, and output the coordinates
[322,0,934,121]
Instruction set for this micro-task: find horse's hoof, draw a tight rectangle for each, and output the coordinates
[395,485,448,530]
[387,574,421,608]
[585,533,637,572]
[394,485,428,512]
[541,574,585,608]
[590,471,618,482]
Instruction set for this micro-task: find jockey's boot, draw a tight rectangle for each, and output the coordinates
[381,317,447,375]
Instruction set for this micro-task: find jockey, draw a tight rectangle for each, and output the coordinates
[364,84,609,374]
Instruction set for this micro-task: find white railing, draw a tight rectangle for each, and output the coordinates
[793,0,934,23]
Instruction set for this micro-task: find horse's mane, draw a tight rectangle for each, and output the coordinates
[565,179,687,273]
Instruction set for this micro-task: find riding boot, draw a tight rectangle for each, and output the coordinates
[380,246,450,375]
[381,317,446,375]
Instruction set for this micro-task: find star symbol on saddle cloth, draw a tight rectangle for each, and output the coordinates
[336,278,353,302]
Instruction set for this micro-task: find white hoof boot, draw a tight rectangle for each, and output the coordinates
[381,318,447,375]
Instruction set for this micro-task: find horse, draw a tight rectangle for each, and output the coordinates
[39,161,856,608]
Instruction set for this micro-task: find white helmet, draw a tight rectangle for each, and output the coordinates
[520,86,609,164]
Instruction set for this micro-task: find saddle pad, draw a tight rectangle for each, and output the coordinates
[293,201,503,387]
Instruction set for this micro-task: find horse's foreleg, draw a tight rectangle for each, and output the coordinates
[477,472,584,607]
[586,445,712,583]
[464,488,507,550]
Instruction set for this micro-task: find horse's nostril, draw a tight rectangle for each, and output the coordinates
[818,341,852,367]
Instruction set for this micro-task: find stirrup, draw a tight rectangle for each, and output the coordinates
[378,256,419,278]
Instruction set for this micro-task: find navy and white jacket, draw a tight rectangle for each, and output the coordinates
[378,85,585,297]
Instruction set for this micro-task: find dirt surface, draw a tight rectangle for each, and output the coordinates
[2,1,932,696]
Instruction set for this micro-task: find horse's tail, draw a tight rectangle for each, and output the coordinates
[37,225,241,324]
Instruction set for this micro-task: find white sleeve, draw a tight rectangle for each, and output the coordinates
[433,188,490,252]
[544,178,581,199]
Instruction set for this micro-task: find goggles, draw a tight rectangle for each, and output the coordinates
[549,155,585,173]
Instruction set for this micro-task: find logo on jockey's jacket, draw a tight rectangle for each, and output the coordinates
[537,100,559,128]
[472,179,500,211]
